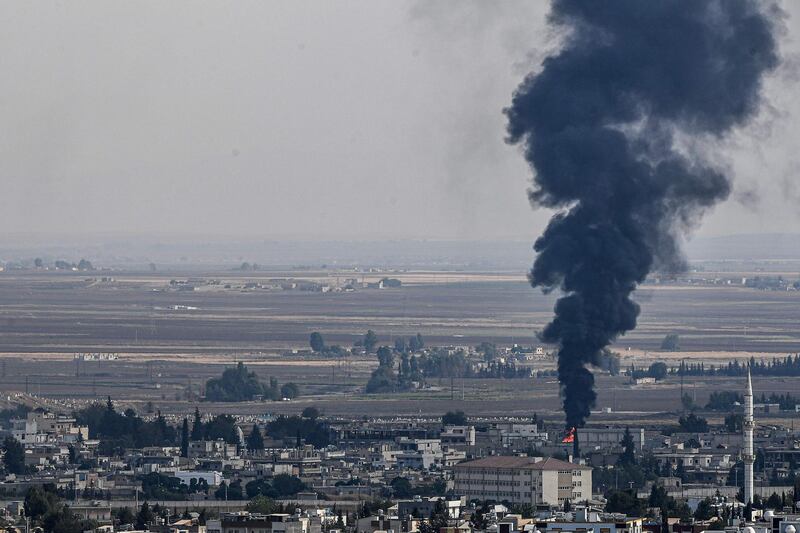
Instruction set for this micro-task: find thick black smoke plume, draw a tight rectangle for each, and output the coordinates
[505,0,779,430]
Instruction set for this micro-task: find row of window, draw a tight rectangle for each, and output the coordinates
[460,490,527,499]
[456,481,540,489]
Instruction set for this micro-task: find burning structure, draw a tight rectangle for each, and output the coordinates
[505,0,780,445]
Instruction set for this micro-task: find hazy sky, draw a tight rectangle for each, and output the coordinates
[0,1,798,242]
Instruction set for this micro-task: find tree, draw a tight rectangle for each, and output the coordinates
[694,498,716,520]
[246,495,279,514]
[265,415,330,448]
[408,335,421,352]
[302,406,320,420]
[376,346,394,367]
[678,413,709,433]
[391,477,413,498]
[24,486,60,521]
[205,362,271,402]
[365,365,395,393]
[442,411,468,426]
[309,332,325,352]
[765,492,783,510]
[605,489,645,515]
[724,414,743,432]
[34,257,43,268]
[3,436,26,474]
[202,415,238,444]
[649,484,669,509]
[271,474,307,497]
[42,504,97,533]
[140,472,190,500]
[618,427,636,465]
[363,330,378,353]
[648,362,668,381]
[280,383,300,399]
[394,338,407,353]
[191,408,204,440]
[215,480,244,500]
[180,418,189,458]
[706,391,743,411]
[470,506,487,530]
[661,333,680,351]
[115,507,136,526]
[246,424,264,452]
[135,502,154,530]
[681,393,695,411]
[245,478,275,499]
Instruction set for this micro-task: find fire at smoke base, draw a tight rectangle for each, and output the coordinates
[505,0,780,431]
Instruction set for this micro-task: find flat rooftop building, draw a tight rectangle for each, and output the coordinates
[453,456,591,507]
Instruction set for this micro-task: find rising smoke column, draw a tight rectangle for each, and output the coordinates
[505,0,779,430]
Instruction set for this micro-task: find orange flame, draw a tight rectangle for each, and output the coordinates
[561,427,575,443]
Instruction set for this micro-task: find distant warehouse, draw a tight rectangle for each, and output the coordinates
[453,456,591,507]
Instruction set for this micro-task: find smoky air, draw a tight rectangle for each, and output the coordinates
[505,0,780,432]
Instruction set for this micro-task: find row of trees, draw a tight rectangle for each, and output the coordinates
[365,345,532,394]
[673,355,800,377]
[76,398,177,451]
[135,471,308,502]
[605,484,692,522]
[310,330,425,355]
[264,409,330,448]
[186,409,241,445]
[628,361,669,381]
[205,362,299,402]
[24,486,98,533]
[75,400,252,460]
[705,391,744,411]
[389,476,447,499]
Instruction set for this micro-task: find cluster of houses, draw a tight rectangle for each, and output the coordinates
[1,407,800,533]
[163,276,403,295]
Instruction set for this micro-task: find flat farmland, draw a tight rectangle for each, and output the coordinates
[0,271,799,354]
[0,270,799,420]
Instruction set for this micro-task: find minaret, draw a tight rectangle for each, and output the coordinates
[743,368,754,504]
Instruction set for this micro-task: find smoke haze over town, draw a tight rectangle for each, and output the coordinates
[1,1,800,243]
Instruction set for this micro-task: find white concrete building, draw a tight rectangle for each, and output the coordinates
[453,456,591,507]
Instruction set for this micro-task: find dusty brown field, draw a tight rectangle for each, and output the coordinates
[0,269,799,422]
[0,270,799,354]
